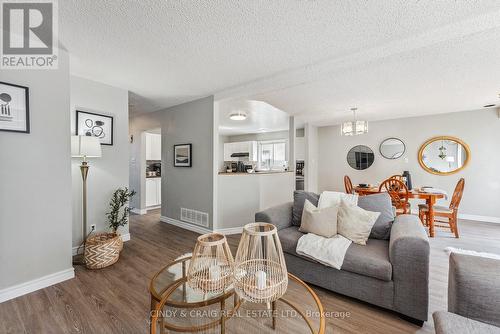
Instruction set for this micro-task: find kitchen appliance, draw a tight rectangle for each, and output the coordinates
[296,160,304,176]
[231,162,238,172]
[237,161,246,173]
[230,152,250,158]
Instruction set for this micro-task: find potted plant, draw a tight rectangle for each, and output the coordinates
[84,187,136,269]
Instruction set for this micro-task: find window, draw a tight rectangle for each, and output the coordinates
[258,140,287,170]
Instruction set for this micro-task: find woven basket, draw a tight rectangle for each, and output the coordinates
[84,232,123,270]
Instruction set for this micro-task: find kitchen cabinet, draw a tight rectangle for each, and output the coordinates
[146,178,161,207]
[146,133,161,160]
[223,141,257,161]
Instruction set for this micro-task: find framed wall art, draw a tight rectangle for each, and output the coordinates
[0,81,30,133]
[76,110,114,145]
[174,144,192,167]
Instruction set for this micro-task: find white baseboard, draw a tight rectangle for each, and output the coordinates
[215,226,244,235]
[0,268,74,304]
[160,216,212,234]
[72,233,131,256]
[410,209,500,224]
[147,205,161,210]
[131,208,147,215]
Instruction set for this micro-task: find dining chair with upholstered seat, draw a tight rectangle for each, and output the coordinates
[379,178,410,215]
[418,178,465,238]
[344,175,354,194]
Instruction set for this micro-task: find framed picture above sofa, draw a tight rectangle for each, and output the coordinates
[76,110,114,145]
[0,81,30,133]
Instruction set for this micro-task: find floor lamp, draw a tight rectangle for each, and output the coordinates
[71,135,102,264]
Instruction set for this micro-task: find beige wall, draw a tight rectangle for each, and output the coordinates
[318,108,500,221]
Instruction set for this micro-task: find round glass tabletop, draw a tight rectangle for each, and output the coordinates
[149,255,325,334]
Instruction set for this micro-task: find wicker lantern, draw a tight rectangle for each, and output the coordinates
[234,223,288,303]
[187,233,234,294]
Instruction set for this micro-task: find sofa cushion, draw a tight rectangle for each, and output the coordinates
[299,200,338,237]
[433,311,500,334]
[278,226,392,281]
[338,200,379,245]
[358,193,395,240]
[278,226,305,255]
[341,239,392,281]
[292,191,319,226]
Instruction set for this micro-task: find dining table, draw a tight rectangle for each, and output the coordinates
[353,186,445,237]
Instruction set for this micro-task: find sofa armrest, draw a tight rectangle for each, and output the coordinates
[448,253,500,327]
[389,214,430,321]
[255,202,293,230]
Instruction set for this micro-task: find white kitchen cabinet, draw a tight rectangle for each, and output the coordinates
[146,178,161,207]
[146,133,161,160]
[223,141,257,161]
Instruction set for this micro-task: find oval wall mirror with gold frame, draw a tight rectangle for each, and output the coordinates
[418,136,470,175]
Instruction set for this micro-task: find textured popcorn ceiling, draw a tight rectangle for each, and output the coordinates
[59,1,500,122]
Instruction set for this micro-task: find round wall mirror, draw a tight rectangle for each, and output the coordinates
[347,145,374,170]
[418,136,470,175]
[379,138,406,159]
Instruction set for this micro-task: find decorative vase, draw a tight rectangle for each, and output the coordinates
[402,170,412,190]
[233,223,288,303]
[187,233,234,294]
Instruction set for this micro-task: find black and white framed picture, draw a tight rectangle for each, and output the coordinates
[174,144,192,167]
[76,110,114,145]
[0,81,30,133]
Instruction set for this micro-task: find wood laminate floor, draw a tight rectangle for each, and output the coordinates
[1,209,500,334]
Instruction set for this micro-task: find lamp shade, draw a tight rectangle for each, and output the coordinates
[71,135,102,158]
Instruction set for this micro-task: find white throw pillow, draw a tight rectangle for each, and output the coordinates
[299,200,338,238]
[318,191,358,209]
[337,200,380,245]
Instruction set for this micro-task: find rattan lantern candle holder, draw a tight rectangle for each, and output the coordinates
[234,223,288,303]
[187,233,234,294]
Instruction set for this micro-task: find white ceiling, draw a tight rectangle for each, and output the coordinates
[59,1,500,123]
[217,100,289,136]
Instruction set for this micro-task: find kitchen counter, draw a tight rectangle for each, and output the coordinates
[218,171,294,175]
[146,175,161,178]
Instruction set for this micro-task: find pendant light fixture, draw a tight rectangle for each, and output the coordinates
[341,107,368,136]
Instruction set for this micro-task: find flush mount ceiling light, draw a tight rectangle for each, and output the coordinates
[341,107,368,136]
[229,111,247,121]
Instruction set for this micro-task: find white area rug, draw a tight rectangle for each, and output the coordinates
[445,247,500,260]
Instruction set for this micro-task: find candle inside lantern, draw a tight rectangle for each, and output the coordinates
[209,265,221,280]
[255,270,267,290]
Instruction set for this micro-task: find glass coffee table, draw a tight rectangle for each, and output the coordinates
[149,255,325,334]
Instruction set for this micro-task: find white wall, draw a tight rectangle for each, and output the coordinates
[70,76,129,246]
[305,124,319,193]
[0,50,73,296]
[318,109,500,221]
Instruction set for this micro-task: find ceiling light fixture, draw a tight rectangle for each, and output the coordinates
[341,107,368,136]
[229,111,247,121]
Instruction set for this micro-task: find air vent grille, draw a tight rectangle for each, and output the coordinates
[181,208,209,227]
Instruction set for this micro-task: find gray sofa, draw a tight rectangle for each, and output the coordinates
[255,192,430,325]
[433,253,500,334]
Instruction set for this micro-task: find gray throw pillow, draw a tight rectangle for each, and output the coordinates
[357,193,395,240]
[292,190,319,226]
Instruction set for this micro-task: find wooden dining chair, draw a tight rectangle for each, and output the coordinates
[344,175,354,194]
[379,178,410,215]
[389,174,404,182]
[418,178,465,238]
